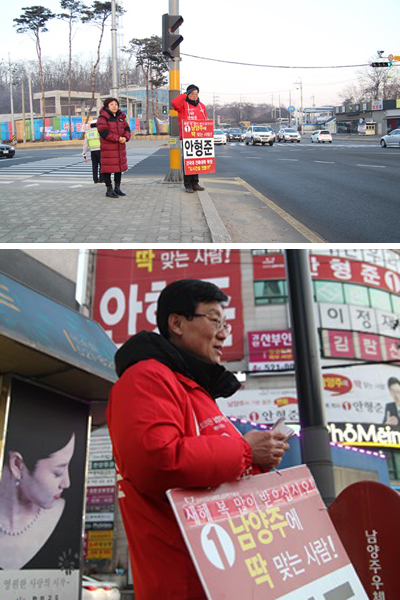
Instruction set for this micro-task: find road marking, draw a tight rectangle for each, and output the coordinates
[277,158,299,161]
[69,184,84,188]
[235,177,326,243]
[245,157,262,160]
[315,161,335,164]
[1,181,13,184]
[24,183,39,187]
[356,164,386,168]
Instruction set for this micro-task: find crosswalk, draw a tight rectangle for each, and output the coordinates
[0,148,161,186]
[225,142,380,149]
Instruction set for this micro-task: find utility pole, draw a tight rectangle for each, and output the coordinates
[271,93,274,122]
[21,77,26,143]
[213,93,219,129]
[294,78,303,134]
[289,89,292,126]
[278,94,281,122]
[285,250,336,507]
[111,0,118,98]
[164,0,183,182]
[28,66,34,142]
[8,54,16,145]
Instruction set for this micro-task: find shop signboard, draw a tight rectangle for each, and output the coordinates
[248,330,294,372]
[0,378,89,600]
[93,249,244,361]
[167,465,368,600]
[182,119,215,175]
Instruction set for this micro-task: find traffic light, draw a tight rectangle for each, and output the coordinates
[162,105,167,115]
[162,13,183,58]
[371,61,390,67]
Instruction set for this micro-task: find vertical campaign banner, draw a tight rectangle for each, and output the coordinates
[182,120,215,175]
[167,465,368,600]
[0,378,89,600]
[93,249,244,362]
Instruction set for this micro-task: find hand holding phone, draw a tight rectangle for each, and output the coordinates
[271,417,295,440]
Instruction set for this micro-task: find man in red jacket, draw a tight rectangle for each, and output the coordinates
[107,279,290,600]
[172,84,207,193]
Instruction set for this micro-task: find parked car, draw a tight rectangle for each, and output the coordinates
[277,128,301,143]
[310,130,332,143]
[244,126,275,146]
[227,128,242,142]
[0,142,15,158]
[82,576,121,600]
[213,129,227,145]
[380,129,400,148]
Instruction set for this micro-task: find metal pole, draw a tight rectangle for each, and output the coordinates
[289,90,292,126]
[8,54,16,145]
[21,77,26,144]
[284,249,336,507]
[300,78,304,135]
[28,67,34,143]
[111,0,118,98]
[164,0,183,182]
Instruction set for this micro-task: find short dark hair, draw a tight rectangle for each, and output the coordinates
[156,279,228,339]
[388,377,400,389]
[103,97,119,108]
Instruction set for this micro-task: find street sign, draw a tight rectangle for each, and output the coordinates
[182,120,215,175]
[394,55,400,61]
[388,54,394,61]
[288,105,295,112]
[167,465,369,600]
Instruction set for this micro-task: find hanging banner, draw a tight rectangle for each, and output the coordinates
[182,119,215,175]
[0,378,89,600]
[167,465,368,600]
[248,330,294,372]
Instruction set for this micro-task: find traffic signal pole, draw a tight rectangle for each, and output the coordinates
[163,0,183,182]
[285,250,336,507]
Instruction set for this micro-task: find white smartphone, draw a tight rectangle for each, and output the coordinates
[271,417,295,439]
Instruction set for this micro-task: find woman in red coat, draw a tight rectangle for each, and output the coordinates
[97,97,131,198]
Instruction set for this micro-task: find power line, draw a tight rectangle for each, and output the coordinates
[181,53,371,70]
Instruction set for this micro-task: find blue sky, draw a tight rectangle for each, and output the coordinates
[3,0,400,108]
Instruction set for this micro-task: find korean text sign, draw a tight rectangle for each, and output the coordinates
[182,120,215,175]
[167,465,368,600]
[248,330,294,372]
[93,249,244,361]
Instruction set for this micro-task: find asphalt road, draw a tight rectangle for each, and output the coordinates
[1,137,399,242]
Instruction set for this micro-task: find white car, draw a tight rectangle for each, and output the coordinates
[213,129,227,145]
[82,575,121,600]
[244,126,275,146]
[380,128,400,148]
[310,130,332,143]
[277,128,301,143]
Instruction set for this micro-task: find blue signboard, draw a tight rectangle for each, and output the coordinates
[0,273,117,381]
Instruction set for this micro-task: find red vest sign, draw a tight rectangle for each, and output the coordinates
[93,249,244,362]
[183,119,215,175]
[329,481,400,600]
[167,465,368,600]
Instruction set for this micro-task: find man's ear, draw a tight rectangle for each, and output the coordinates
[168,313,185,338]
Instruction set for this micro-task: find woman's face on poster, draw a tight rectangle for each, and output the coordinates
[20,434,75,509]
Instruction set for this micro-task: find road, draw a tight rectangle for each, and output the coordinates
[0,136,398,242]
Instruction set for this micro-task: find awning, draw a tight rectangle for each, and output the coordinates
[0,273,117,401]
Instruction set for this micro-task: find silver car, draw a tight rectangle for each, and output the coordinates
[380,129,400,148]
[277,128,301,143]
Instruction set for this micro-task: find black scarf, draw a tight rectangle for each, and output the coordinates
[115,331,241,400]
[185,96,199,107]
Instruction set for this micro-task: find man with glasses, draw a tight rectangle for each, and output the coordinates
[107,279,290,600]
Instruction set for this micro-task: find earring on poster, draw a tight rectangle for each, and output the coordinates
[15,477,20,487]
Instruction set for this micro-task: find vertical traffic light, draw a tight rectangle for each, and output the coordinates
[162,13,183,58]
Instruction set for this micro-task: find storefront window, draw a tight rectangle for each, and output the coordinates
[343,284,370,307]
[314,281,344,304]
[370,289,392,312]
[254,280,287,305]
[392,295,400,316]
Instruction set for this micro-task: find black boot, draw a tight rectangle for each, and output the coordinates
[114,187,126,196]
[106,186,119,198]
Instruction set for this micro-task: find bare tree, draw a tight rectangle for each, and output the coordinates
[13,6,56,141]
[58,0,88,139]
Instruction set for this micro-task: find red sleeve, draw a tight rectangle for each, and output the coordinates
[107,361,253,496]
[171,93,187,113]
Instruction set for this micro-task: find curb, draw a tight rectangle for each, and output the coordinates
[196,189,231,243]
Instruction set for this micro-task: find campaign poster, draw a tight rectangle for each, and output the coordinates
[0,378,89,600]
[93,249,244,362]
[167,465,368,600]
[248,330,294,372]
[182,119,215,175]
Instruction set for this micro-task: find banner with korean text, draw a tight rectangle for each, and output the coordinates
[93,249,244,361]
[248,330,294,372]
[182,120,215,175]
[167,465,368,600]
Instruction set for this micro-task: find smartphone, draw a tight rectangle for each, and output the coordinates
[271,417,295,439]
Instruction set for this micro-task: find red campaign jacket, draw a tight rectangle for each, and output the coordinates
[107,359,254,600]
[171,93,208,139]
[97,107,131,173]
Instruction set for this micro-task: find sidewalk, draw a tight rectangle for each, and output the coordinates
[0,175,323,243]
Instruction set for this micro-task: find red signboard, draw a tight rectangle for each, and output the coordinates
[182,119,215,175]
[93,249,244,362]
[329,481,400,600]
[252,253,400,296]
[358,332,383,361]
[325,330,355,359]
[248,330,293,372]
[167,465,368,600]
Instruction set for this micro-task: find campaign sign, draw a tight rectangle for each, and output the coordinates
[167,465,368,600]
[182,120,215,175]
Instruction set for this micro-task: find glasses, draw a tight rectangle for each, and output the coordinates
[191,313,232,335]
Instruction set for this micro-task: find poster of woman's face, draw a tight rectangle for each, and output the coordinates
[0,377,89,600]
